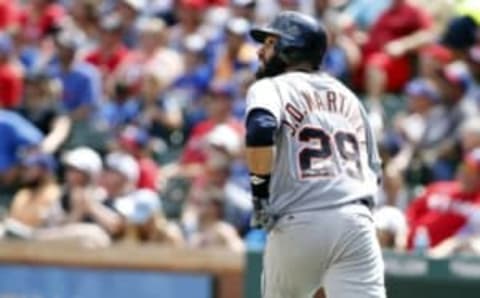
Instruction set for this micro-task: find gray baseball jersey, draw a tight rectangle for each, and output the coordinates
[246,72,382,216]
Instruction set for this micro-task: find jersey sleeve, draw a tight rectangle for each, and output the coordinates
[359,103,382,180]
[246,79,283,126]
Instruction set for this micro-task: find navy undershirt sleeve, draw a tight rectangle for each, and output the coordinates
[246,108,278,147]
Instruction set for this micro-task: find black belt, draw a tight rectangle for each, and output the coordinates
[351,197,374,210]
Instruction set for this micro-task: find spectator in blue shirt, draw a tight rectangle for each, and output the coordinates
[0,109,44,187]
[172,34,214,129]
[49,32,101,121]
[98,80,141,133]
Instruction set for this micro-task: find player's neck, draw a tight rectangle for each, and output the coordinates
[285,62,314,73]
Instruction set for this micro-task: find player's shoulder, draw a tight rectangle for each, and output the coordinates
[247,78,277,95]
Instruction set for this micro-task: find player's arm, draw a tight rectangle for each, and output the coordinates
[246,108,278,192]
[244,80,282,229]
[246,109,278,229]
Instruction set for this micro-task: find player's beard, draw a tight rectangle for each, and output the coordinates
[255,54,287,80]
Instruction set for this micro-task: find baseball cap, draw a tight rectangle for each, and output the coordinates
[114,189,161,224]
[226,17,251,36]
[22,153,56,172]
[404,78,440,103]
[207,124,242,156]
[62,147,103,178]
[441,16,477,50]
[105,152,139,184]
[183,34,207,53]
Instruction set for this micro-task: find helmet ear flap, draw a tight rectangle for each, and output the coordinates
[275,40,295,65]
[276,44,308,66]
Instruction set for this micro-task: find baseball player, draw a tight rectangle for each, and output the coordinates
[245,11,386,298]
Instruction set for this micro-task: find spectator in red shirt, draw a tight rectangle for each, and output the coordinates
[360,0,434,104]
[0,0,19,30]
[19,0,65,42]
[0,34,23,109]
[118,125,160,191]
[406,149,480,250]
[84,15,129,77]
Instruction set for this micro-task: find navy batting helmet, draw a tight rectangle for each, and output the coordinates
[250,11,328,67]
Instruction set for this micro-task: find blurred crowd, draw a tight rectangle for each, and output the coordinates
[0,0,479,256]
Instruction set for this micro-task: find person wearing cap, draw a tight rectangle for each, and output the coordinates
[441,15,478,59]
[15,146,111,247]
[0,33,23,109]
[118,125,159,191]
[84,14,130,76]
[6,153,60,237]
[188,186,245,252]
[73,151,140,237]
[213,17,257,84]
[405,148,480,251]
[49,31,101,121]
[115,189,184,245]
[58,147,104,222]
[49,151,136,239]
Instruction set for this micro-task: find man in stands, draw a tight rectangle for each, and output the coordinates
[406,148,480,250]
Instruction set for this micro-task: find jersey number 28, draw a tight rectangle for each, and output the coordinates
[297,126,363,181]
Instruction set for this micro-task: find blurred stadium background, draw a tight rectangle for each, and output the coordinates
[0,0,480,297]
